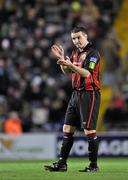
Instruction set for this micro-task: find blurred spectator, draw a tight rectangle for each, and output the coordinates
[3,111,23,135]
[0,59,10,95]
[32,106,49,128]
[118,51,128,103]
[0,95,8,132]
[81,0,99,27]
[21,102,33,133]
[101,28,121,88]
[103,89,127,130]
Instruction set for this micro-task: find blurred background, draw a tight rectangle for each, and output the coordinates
[0,0,127,132]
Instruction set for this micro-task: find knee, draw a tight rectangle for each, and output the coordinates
[84,129,96,135]
[63,124,75,133]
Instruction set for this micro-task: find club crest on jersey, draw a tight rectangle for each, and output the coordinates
[80,53,86,61]
[90,57,97,63]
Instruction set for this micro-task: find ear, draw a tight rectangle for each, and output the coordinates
[84,34,87,38]
[82,32,87,38]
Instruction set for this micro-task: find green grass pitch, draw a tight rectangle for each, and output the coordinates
[0,158,128,180]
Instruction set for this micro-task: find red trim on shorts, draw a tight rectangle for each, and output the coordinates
[87,132,96,138]
[87,91,95,129]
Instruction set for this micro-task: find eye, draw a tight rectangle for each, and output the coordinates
[72,38,75,40]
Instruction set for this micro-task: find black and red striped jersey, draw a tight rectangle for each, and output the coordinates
[70,43,100,91]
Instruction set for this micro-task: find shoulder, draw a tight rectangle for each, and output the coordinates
[87,46,100,63]
[88,45,100,56]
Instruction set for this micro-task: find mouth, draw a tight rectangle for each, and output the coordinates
[76,43,81,47]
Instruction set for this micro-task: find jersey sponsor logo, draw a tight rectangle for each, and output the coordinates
[90,57,97,63]
[79,53,86,62]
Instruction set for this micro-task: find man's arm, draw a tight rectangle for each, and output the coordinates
[51,45,71,75]
[58,57,91,78]
[60,65,71,74]
[57,57,71,74]
[70,63,91,77]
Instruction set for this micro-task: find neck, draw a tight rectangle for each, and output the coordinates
[79,41,89,52]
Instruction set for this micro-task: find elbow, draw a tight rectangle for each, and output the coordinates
[85,71,91,78]
[85,74,93,85]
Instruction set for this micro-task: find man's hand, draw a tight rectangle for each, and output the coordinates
[58,56,91,77]
[57,56,73,68]
[51,45,71,74]
[51,45,64,60]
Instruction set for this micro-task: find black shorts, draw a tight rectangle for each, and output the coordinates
[64,90,101,130]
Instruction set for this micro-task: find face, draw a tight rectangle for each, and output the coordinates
[71,31,88,49]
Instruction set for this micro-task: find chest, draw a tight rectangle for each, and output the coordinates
[72,51,88,67]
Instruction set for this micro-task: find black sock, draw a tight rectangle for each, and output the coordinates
[59,132,74,164]
[87,134,99,167]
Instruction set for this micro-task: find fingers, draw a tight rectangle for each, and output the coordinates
[57,59,66,65]
[51,44,65,61]
[51,45,64,54]
[65,56,70,60]
[51,45,60,52]
[58,45,64,53]
[57,56,71,65]
[51,45,61,58]
[51,45,59,53]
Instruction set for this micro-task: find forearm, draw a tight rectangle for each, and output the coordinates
[60,65,71,74]
[70,64,91,77]
[58,57,71,74]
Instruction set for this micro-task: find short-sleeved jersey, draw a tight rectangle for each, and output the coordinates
[70,43,100,91]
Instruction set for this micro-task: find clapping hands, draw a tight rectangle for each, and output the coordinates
[51,45,64,60]
[51,45,72,67]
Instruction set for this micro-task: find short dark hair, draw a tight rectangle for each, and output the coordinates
[71,26,87,34]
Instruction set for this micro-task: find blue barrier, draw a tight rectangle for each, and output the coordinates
[57,133,128,157]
